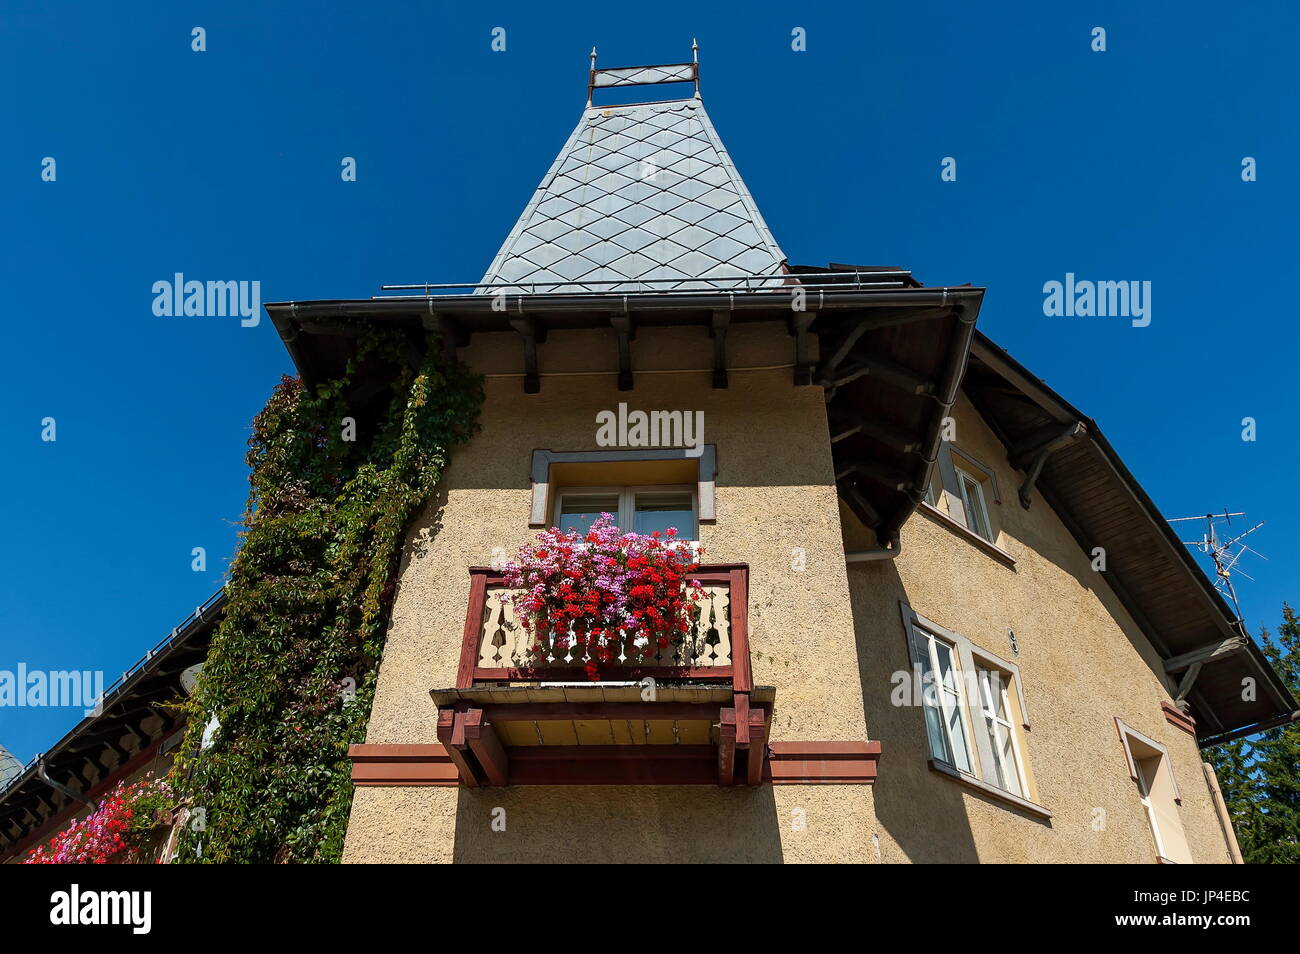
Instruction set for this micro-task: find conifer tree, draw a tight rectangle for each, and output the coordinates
[1207,604,1300,863]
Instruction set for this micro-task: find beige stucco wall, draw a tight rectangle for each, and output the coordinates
[343,324,1235,864]
[345,322,880,863]
[841,393,1235,864]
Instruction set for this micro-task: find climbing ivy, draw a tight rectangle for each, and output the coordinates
[170,327,482,863]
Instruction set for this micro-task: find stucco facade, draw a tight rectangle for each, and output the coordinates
[341,322,1237,864]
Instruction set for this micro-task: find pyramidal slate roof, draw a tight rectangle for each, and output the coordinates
[480,63,787,293]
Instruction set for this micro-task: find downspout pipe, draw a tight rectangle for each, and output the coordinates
[36,755,95,809]
[876,299,982,546]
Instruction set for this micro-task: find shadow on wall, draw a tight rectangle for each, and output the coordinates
[847,559,1052,864]
[450,785,785,863]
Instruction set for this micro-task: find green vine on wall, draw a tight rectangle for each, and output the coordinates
[170,328,482,863]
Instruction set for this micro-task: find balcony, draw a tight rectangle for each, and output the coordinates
[428,563,774,786]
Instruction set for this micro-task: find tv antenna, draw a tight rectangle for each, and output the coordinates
[1167,510,1266,622]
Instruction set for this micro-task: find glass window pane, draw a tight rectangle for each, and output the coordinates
[633,492,694,537]
[557,495,620,534]
[999,726,1021,796]
[911,631,949,763]
[931,638,972,772]
[961,474,992,541]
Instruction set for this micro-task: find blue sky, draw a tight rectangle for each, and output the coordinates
[1,0,1296,764]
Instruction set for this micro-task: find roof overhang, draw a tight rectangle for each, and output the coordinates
[267,277,984,547]
[965,333,1298,746]
[0,591,224,858]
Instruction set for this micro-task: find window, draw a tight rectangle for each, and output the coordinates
[553,486,697,540]
[975,666,1028,798]
[924,442,1003,548]
[528,447,716,528]
[902,604,1038,806]
[909,625,973,773]
[1116,721,1192,864]
[955,466,993,542]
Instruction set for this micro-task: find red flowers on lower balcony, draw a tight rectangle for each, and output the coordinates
[500,514,706,679]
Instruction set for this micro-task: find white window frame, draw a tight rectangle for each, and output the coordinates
[1116,720,1190,863]
[975,667,1029,798]
[552,485,699,541]
[901,604,1035,803]
[909,625,975,774]
[954,464,994,543]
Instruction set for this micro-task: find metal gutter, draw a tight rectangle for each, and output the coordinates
[1199,708,1300,749]
[266,286,986,320]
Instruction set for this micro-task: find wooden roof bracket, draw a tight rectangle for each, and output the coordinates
[709,308,730,388]
[788,311,815,386]
[1012,421,1086,509]
[610,313,635,391]
[509,317,545,394]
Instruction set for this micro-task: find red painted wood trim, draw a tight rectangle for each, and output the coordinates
[729,567,752,692]
[1162,701,1197,736]
[457,565,751,692]
[347,738,881,787]
[767,740,881,785]
[718,710,736,786]
[481,701,745,722]
[435,710,480,787]
[767,760,879,784]
[769,741,883,758]
[349,743,448,761]
[734,692,750,746]
[463,710,509,786]
[472,665,733,683]
[509,744,715,761]
[746,710,768,786]
[456,571,490,689]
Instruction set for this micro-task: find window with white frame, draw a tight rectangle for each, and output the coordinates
[553,486,697,540]
[1116,721,1192,863]
[955,465,993,542]
[926,442,1001,545]
[974,665,1029,798]
[908,624,974,774]
[902,604,1036,803]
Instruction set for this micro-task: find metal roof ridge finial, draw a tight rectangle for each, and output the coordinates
[587,46,597,106]
[693,37,701,99]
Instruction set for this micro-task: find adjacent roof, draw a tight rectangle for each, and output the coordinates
[0,591,223,858]
[479,96,787,293]
[964,335,1297,745]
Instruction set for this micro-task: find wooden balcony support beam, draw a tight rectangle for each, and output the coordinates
[462,710,509,786]
[435,709,480,788]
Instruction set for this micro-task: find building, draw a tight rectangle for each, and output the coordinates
[0,592,221,861]
[4,52,1293,864]
[267,55,1293,863]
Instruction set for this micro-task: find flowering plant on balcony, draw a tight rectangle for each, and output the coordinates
[501,513,704,679]
[23,773,174,864]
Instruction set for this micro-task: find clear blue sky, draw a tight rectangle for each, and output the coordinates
[2,1,1296,764]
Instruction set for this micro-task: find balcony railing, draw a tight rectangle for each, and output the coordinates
[456,565,750,688]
